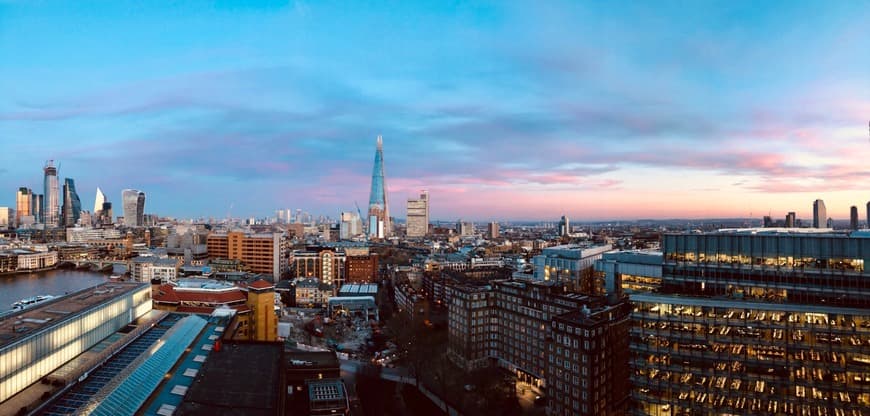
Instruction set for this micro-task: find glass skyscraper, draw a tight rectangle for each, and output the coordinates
[122,189,146,227]
[43,160,59,226]
[62,178,82,227]
[367,136,390,239]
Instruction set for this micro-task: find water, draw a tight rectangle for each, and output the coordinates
[0,268,119,312]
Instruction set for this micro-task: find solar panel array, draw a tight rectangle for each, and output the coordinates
[40,314,185,416]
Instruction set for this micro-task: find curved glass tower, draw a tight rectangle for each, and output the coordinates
[61,178,82,227]
[367,136,390,239]
[122,189,146,227]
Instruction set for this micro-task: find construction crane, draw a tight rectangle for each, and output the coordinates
[355,201,369,242]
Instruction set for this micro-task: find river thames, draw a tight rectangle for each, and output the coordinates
[0,268,121,312]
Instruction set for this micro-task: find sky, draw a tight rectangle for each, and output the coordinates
[0,1,868,222]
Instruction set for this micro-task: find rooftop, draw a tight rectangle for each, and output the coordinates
[285,349,340,369]
[338,283,379,295]
[0,282,148,349]
[176,341,285,416]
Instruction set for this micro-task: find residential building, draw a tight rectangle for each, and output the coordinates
[812,199,826,228]
[785,212,796,228]
[851,205,859,230]
[345,248,378,283]
[290,248,346,288]
[487,221,499,239]
[130,255,180,282]
[532,243,613,294]
[446,283,495,371]
[206,231,287,280]
[630,229,870,416]
[294,278,334,308]
[457,220,474,236]
[406,190,429,237]
[394,283,428,321]
[16,249,58,271]
[367,136,391,239]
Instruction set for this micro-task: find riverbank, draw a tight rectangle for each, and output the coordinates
[0,265,58,276]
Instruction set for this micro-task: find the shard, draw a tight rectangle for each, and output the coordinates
[367,136,390,239]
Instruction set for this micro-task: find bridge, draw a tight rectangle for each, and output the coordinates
[58,259,129,271]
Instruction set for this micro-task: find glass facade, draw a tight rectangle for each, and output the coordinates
[631,231,870,416]
[0,285,152,402]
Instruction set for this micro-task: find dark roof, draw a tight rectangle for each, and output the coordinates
[285,349,340,369]
[177,341,285,416]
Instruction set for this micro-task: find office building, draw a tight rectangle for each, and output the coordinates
[0,207,12,229]
[559,215,570,236]
[101,201,113,225]
[367,135,391,239]
[532,243,613,294]
[406,190,429,237]
[122,189,146,227]
[206,231,287,280]
[15,187,31,225]
[850,205,859,230]
[345,248,379,283]
[31,194,43,224]
[0,282,151,403]
[487,221,499,239]
[630,229,870,415]
[43,160,59,226]
[812,199,826,228]
[61,177,82,227]
[93,186,106,220]
[785,212,796,228]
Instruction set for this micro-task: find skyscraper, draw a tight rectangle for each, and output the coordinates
[43,160,59,226]
[367,136,390,239]
[850,205,859,230]
[16,187,32,225]
[487,221,499,239]
[31,194,43,224]
[94,187,106,214]
[339,211,362,240]
[867,201,870,229]
[122,189,146,226]
[785,211,796,228]
[406,190,429,237]
[812,199,826,228]
[559,215,570,236]
[62,178,82,227]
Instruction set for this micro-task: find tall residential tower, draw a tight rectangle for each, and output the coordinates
[812,199,826,228]
[367,136,390,239]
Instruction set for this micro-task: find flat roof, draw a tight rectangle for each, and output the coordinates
[338,283,378,295]
[308,379,346,403]
[176,341,284,416]
[286,349,340,369]
[0,282,148,349]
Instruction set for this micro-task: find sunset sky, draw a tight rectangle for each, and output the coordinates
[1,1,868,221]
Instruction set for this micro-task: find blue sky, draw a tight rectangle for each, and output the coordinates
[1,1,868,221]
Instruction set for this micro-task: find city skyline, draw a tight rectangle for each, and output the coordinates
[1,1,869,220]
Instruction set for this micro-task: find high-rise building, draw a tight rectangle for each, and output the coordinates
[94,187,106,216]
[406,190,429,238]
[339,211,362,240]
[61,178,82,227]
[367,136,390,239]
[15,187,31,225]
[867,201,870,229]
[101,202,113,225]
[43,160,59,226]
[457,220,474,236]
[559,215,570,236]
[812,198,826,228]
[0,207,13,229]
[487,221,499,239]
[31,194,43,224]
[785,211,796,228]
[122,189,146,227]
[206,231,287,281]
[850,205,859,230]
[629,229,870,415]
